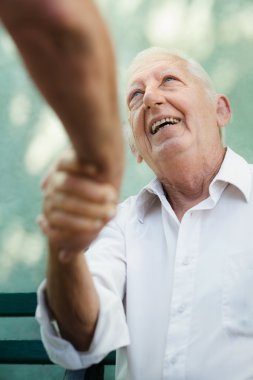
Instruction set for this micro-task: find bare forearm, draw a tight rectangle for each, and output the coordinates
[38,155,117,349]
[0,0,124,189]
[46,243,99,351]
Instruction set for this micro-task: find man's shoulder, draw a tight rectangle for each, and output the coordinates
[116,179,161,227]
[117,194,140,219]
[118,178,158,212]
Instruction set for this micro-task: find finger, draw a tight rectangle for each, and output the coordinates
[47,172,118,203]
[37,214,63,239]
[47,210,104,232]
[37,214,97,255]
[45,192,117,220]
[40,149,80,190]
[40,166,56,190]
[37,214,49,234]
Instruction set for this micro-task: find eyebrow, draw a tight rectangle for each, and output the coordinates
[127,84,142,96]
[160,67,186,80]
[128,67,181,85]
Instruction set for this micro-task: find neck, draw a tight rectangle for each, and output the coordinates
[160,146,226,221]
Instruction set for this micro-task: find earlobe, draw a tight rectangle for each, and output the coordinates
[136,153,143,163]
[216,95,232,128]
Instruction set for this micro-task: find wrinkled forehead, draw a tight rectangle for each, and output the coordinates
[127,54,188,88]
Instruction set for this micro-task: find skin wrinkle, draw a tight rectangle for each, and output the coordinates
[159,145,226,219]
[126,50,216,100]
[161,148,226,211]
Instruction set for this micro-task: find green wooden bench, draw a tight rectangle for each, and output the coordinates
[0,293,115,379]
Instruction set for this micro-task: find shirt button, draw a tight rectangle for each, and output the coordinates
[171,356,177,365]
[178,304,186,313]
[182,257,190,266]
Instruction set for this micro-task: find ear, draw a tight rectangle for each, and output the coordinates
[136,153,143,164]
[126,117,143,163]
[130,142,143,163]
[216,95,232,128]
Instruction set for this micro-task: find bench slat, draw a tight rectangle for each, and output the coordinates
[0,340,52,364]
[101,351,115,365]
[0,292,116,370]
[0,293,37,317]
[0,340,116,365]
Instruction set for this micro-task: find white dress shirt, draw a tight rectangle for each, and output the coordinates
[37,148,253,380]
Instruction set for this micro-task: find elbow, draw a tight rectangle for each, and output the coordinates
[60,318,98,352]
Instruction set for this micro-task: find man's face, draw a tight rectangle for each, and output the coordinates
[126,54,224,174]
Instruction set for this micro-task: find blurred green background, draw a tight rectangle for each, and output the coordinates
[1,0,253,378]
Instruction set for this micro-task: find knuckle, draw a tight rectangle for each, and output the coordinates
[105,205,117,219]
[48,210,63,225]
[55,192,65,207]
[102,185,118,202]
[82,218,103,231]
[97,204,116,219]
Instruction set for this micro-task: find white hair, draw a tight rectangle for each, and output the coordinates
[126,46,216,99]
[125,47,218,154]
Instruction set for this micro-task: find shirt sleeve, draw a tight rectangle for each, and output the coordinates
[36,217,130,370]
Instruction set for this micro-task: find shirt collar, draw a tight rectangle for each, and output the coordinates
[135,178,165,223]
[135,147,252,222]
[211,147,252,203]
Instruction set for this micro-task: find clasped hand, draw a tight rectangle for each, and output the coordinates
[37,151,118,262]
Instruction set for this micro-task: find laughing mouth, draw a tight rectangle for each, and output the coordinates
[150,117,181,135]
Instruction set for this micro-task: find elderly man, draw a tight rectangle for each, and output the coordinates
[37,47,253,380]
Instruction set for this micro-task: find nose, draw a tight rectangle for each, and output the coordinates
[143,87,165,109]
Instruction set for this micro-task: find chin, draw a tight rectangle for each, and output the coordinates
[154,138,190,161]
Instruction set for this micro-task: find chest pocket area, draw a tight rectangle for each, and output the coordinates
[222,251,253,336]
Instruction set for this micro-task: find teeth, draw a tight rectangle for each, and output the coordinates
[151,117,180,134]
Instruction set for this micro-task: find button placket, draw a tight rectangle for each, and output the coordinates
[163,212,201,380]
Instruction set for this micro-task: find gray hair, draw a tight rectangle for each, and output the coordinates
[126,46,216,100]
